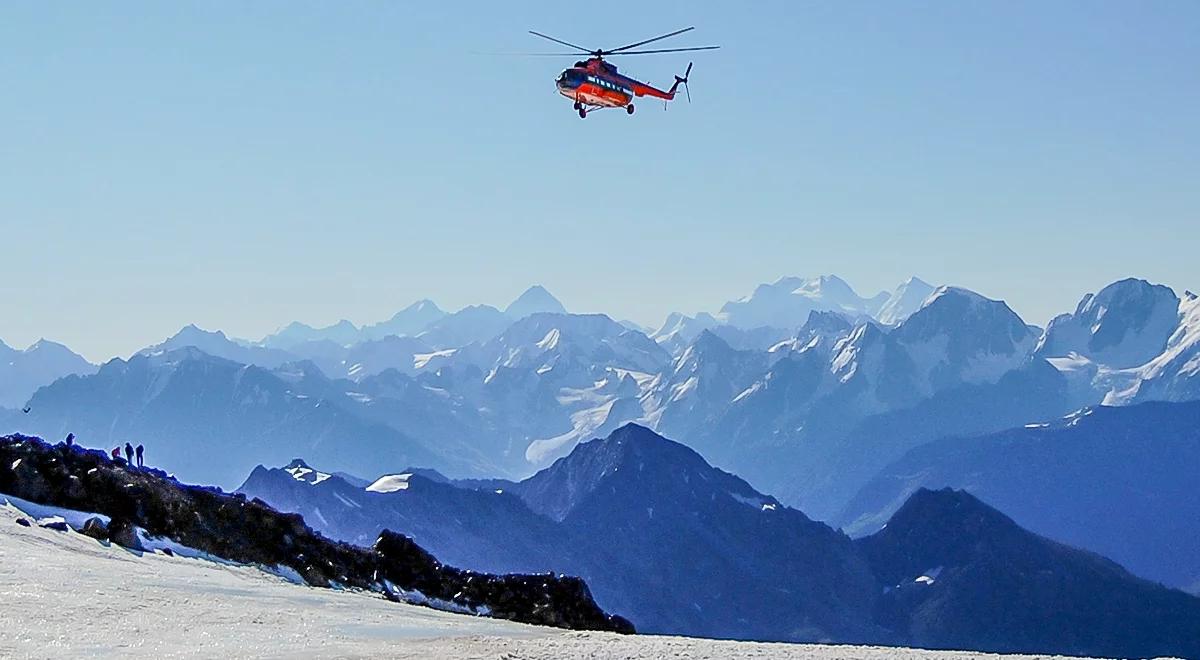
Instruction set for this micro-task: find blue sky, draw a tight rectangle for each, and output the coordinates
[2,1,1197,361]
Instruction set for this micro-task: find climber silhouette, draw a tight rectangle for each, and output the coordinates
[135,444,144,469]
[65,433,75,447]
[124,443,134,465]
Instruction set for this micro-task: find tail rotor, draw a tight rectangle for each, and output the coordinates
[674,62,694,103]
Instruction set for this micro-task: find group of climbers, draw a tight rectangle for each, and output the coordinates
[108,442,144,468]
[59,432,147,469]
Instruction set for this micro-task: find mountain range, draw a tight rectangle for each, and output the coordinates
[239,423,1200,658]
[4,277,1199,582]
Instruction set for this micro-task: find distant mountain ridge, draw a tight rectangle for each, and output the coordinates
[16,347,497,487]
[258,285,567,350]
[6,274,1199,519]
[239,423,1200,658]
[837,400,1200,592]
[0,338,96,409]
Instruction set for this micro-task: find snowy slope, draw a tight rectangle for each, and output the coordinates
[0,498,1053,659]
[1114,291,1200,402]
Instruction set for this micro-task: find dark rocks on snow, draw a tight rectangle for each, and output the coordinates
[15,518,30,527]
[0,434,632,634]
[108,518,144,551]
[39,519,69,532]
[79,517,110,542]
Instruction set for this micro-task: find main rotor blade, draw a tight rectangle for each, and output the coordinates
[609,26,695,53]
[501,52,588,57]
[528,31,593,54]
[606,46,720,55]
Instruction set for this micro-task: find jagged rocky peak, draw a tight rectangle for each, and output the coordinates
[875,276,937,325]
[801,309,854,335]
[505,285,567,319]
[516,423,721,521]
[898,286,1037,358]
[1038,278,1181,369]
[671,330,740,375]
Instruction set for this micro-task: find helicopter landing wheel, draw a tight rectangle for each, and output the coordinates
[573,101,581,111]
[578,107,587,119]
[627,104,635,115]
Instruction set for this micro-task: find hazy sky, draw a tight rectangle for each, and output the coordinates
[2,1,1197,362]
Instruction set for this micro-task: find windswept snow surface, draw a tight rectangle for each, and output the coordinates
[0,500,1090,659]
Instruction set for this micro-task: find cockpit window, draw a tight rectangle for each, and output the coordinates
[559,70,585,86]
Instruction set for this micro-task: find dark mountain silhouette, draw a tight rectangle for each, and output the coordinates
[239,424,1200,657]
[858,488,1200,658]
[839,400,1200,593]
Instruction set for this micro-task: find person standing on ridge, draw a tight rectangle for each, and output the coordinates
[111,447,121,462]
[64,433,74,447]
[135,444,144,469]
[124,443,134,466]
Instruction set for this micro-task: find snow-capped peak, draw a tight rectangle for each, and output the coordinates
[282,459,333,486]
[875,277,936,326]
[1037,278,1180,369]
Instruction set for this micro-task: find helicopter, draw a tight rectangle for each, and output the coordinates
[527,27,719,118]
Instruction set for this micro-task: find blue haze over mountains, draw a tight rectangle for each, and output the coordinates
[4,274,1200,600]
[237,424,1200,657]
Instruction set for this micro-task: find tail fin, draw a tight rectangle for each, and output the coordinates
[668,62,694,102]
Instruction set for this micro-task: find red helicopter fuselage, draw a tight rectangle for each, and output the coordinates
[556,58,682,111]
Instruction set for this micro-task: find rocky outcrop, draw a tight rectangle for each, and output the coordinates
[0,434,632,634]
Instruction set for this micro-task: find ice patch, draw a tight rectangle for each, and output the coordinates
[914,566,943,585]
[536,328,561,350]
[413,349,456,370]
[732,382,762,403]
[670,376,699,402]
[366,474,413,493]
[286,466,313,480]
